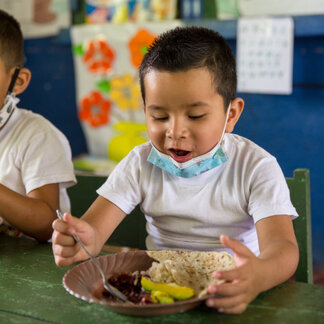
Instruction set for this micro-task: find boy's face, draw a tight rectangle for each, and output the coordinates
[144,68,232,162]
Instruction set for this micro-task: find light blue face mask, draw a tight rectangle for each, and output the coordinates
[147,104,231,178]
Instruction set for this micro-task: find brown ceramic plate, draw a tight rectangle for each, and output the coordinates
[63,250,210,316]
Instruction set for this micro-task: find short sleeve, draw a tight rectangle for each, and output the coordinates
[248,157,298,223]
[21,127,76,194]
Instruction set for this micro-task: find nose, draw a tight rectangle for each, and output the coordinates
[166,117,188,140]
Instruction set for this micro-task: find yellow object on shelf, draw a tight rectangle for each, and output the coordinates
[108,121,147,162]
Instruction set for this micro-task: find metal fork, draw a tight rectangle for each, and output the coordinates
[56,210,131,303]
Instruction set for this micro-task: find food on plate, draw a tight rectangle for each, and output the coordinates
[150,290,174,304]
[141,276,195,301]
[147,250,235,297]
[102,250,235,304]
[102,273,153,304]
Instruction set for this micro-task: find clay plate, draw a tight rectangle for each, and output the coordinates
[63,250,208,316]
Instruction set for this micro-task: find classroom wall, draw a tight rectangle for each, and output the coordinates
[19,18,324,266]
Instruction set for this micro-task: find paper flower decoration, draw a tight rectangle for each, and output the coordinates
[109,74,141,110]
[128,29,156,68]
[83,39,115,74]
[79,91,111,127]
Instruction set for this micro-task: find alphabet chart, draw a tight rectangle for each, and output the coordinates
[237,17,294,94]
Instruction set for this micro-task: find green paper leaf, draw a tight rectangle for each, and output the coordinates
[96,80,111,94]
[73,44,84,56]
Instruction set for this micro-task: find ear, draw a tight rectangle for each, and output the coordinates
[225,97,244,133]
[12,68,31,95]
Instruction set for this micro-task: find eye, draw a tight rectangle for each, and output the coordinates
[189,114,205,120]
[152,116,168,121]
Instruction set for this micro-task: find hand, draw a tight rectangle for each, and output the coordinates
[206,235,263,314]
[52,212,95,267]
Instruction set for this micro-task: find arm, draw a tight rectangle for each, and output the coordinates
[52,196,126,267]
[0,183,59,241]
[206,215,299,314]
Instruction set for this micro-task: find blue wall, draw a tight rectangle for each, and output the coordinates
[20,16,324,266]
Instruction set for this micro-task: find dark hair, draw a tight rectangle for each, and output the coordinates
[0,9,24,72]
[139,26,237,110]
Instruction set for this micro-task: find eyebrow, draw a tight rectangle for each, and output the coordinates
[147,101,210,110]
[146,105,164,110]
[187,101,210,108]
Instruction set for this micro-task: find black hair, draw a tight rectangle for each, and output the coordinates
[0,9,24,72]
[139,26,237,110]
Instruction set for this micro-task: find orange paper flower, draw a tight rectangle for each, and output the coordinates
[79,91,111,127]
[128,29,156,68]
[83,39,115,74]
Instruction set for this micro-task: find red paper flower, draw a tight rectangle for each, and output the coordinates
[79,91,111,127]
[128,29,156,68]
[83,39,115,74]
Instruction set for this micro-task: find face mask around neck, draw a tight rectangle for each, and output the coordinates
[0,93,19,129]
[147,103,231,178]
[0,68,20,130]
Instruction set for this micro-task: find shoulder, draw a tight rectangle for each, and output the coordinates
[226,134,277,168]
[225,133,284,183]
[17,109,59,133]
[15,108,70,146]
[226,133,275,159]
[121,141,153,166]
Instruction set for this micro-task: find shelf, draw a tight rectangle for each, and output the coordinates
[186,15,324,39]
[56,15,324,44]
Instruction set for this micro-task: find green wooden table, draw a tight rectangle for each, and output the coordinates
[1,235,323,324]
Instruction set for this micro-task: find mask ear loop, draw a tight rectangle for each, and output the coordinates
[219,102,231,146]
[7,67,20,93]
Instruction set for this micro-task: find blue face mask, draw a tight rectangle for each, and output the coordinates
[147,104,231,178]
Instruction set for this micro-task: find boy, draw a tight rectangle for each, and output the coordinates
[0,10,76,242]
[52,27,299,313]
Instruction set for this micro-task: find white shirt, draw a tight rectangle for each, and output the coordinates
[97,134,298,255]
[0,108,76,216]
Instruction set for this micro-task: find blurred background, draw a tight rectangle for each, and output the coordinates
[0,0,323,283]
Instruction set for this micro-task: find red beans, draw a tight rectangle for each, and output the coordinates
[102,273,153,304]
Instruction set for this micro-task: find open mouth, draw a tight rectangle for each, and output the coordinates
[169,148,192,163]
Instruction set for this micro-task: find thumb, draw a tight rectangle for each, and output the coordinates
[220,234,252,258]
[62,212,88,236]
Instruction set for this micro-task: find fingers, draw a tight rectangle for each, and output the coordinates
[53,254,79,267]
[52,214,84,267]
[206,294,248,314]
[220,234,252,257]
[212,267,246,282]
[52,218,74,237]
[53,213,83,235]
[208,280,246,297]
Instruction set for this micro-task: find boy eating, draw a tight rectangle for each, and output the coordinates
[52,26,299,313]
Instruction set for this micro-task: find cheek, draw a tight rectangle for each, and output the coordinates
[146,118,162,133]
[196,128,220,151]
[146,121,166,146]
[147,123,163,139]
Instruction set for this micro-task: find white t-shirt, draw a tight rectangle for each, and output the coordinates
[0,108,76,225]
[97,134,298,255]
